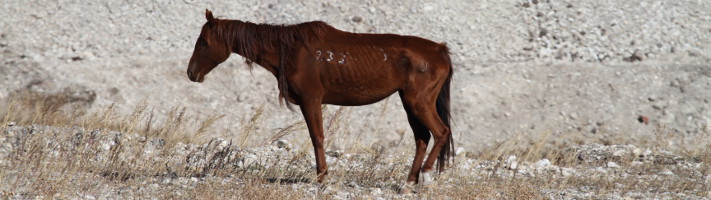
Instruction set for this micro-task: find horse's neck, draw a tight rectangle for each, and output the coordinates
[223,20,281,75]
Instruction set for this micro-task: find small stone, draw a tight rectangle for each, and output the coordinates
[648,96,657,102]
[422,4,435,11]
[455,147,466,156]
[642,149,653,157]
[613,149,627,157]
[607,161,620,168]
[569,112,578,120]
[560,167,576,177]
[217,139,230,151]
[632,148,642,156]
[637,115,649,125]
[505,155,518,170]
[595,167,608,173]
[354,23,372,33]
[351,16,363,23]
[326,150,343,157]
[534,159,551,169]
[660,169,674,176]
[371,188,382,196]
[275,139,291,150]
[241,154,258,167]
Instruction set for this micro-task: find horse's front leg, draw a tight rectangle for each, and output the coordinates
[299,98,328,182]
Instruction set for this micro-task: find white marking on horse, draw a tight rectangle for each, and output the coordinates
[338,52,347,64]
[326,51,334,62]
[378,48,388,61]
[315,50,322,61]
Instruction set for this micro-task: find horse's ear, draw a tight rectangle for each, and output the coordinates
[205,9,215,22]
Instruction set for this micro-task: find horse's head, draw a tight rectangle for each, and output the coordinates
[187,9,231,82]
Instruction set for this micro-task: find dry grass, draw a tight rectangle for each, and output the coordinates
[1,91,710,199]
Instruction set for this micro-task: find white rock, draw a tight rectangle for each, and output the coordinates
[534,159,551,169]
[631,148,642,156]
[560,167,576,177]
[241,154,258,167]
[595,167,608,173]
[505,155,518,170]
[455,147,466,156]
[307,185,319,194]
[607,161,620,168]
[660,169,674,176]
[217,139,230,151]
[101,141,114,151]
[370,188,382,196]
[612,150,627,157]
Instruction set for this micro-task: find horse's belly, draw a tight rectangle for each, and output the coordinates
[322,80,400,106]
[316,53,405,105]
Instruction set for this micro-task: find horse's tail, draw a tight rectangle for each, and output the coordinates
[436,44,454,172]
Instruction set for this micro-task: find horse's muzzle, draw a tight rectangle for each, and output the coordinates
[187,70,203,82]
[187,70,197,82]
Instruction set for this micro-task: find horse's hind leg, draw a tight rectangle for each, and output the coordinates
[400,81,450,177]
[399,91,431,184]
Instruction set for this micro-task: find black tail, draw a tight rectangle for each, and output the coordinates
[436,45,454,172]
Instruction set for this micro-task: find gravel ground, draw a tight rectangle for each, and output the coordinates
[1,125,709,199]
[2,0,711,154]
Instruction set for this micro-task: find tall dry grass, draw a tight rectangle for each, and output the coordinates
[1,91,710,199]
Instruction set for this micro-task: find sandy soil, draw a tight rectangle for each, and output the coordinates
[2,0,710,153]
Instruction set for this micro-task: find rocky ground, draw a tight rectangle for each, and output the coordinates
[1,0,711,198]
[1,125,709,199]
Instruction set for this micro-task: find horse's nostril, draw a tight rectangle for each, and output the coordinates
[188,71,193,78]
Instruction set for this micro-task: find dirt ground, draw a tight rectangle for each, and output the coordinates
[2,0,710,153]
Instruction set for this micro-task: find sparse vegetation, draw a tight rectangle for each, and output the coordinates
[1,93,709,199]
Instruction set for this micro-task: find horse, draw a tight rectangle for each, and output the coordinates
[187,9,454,186]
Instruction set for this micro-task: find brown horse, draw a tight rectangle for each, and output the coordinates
[187,9,454,185]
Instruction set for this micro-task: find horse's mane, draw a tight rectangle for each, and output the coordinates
[219,20,332,67]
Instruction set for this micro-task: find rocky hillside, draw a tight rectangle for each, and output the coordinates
[2,0,710,153]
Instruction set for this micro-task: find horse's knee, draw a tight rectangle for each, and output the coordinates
[436,126,452,141]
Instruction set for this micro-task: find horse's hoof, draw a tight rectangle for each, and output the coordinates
[397,182,416,194]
